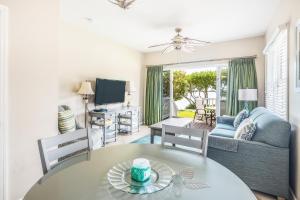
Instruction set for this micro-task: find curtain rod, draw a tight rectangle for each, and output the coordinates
[146,55,257,67]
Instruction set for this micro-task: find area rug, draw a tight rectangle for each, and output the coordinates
[131,135,161,144]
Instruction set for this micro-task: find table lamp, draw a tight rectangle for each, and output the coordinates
[78,81,94,128]
[238,89,257,111]
[125,81,136,107]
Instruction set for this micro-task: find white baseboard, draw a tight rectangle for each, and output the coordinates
[290,187,297,200]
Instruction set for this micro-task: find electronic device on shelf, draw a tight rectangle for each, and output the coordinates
[93,108,108,113]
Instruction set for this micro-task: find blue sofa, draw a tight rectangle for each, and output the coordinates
[207,107,291,199]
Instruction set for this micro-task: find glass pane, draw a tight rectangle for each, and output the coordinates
[173,68,217,120]
[220,67,228,116]
[163,71,170,97]
[162,71,170,119]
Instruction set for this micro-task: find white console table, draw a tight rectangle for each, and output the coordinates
[89,106,140,146]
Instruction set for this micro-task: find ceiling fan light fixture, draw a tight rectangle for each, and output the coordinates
[149,28,211,54]
[108,0,136,9]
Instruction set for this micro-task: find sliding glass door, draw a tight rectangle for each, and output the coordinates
[162,63,228,120]
[162,70,171,119]
[218,66,229,116]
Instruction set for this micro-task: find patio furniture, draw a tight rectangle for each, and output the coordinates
[38,128,91,174]
[25,144,257,200]
[207,107,291,199]
[150,117,193,144]
[162,125,209,156]
[205,106,216,126]
[193,98,206,121]
[194,98,216,126]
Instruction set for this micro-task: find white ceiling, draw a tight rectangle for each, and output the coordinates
[60,0,280,52]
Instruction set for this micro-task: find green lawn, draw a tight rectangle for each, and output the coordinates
[177,109,195,118]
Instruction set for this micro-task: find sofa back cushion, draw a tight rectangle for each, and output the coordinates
[249,107,291,148]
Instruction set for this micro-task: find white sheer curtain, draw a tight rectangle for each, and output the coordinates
[264,24,288,120]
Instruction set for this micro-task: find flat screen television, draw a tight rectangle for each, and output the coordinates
[95,78,126,105]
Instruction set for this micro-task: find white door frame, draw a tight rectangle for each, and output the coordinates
[0,5,8,200]
[169,69,174,117]
[216,67,222,117]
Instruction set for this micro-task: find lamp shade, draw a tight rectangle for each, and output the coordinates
[77,81,94,95]
[126,81,136,93]
[238,89,257,101]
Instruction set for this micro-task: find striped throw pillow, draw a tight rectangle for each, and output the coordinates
[58,109,76,134]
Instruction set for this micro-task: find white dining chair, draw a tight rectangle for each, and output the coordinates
[161,125,209,156]
[38,128,91,174]
[194,98,206,121]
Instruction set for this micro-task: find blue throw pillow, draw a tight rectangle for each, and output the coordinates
[233,109,249,128]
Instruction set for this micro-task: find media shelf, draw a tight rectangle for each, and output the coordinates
[89,106,140,146]
[89,111,117,146]
[118,108,140,134]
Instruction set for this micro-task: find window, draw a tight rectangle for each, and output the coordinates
[264,26,288,120]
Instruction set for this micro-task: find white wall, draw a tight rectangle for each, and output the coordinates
[59,22,145,116]
[144,36,266,107]
[266,0,300,197]
[0,0,59,199]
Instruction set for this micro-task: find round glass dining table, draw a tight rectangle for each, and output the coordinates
[24,144,257,200]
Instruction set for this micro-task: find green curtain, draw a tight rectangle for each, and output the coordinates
[145,66,163,125]
[226,58,258,116]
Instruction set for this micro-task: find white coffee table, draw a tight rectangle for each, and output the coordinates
[149,118,193,144]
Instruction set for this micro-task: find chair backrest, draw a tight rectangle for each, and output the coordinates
[162,125,209,156]
[38,152,91,184]
[195,98,205,110]
[203,98,216,107]
[38,128,91,174]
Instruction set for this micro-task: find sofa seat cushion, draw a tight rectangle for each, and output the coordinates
[216,123,236,131]
[210,128,235,138]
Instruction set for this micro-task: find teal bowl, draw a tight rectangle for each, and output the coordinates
[131,166,151,182]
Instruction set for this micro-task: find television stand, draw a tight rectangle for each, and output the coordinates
[89,106,140,145]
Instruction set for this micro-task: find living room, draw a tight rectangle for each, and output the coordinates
[0,0,300,200]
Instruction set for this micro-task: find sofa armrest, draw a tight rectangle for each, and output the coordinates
[208,135,239,152]
[208,138,290,198]
[216,115,235,125]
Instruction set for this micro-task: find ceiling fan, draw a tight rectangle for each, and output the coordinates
[148,28,211,54]
[108,0,136,9]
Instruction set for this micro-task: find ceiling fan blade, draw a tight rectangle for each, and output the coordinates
[148,43,172,48]
[185,42,208,47]
[182,45,196,53]
[185,37,211,44]
[162,45,175,54]
[108,0,120,6]
[125,0,136,7]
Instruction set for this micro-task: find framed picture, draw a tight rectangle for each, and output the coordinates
[296,21,300,92]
